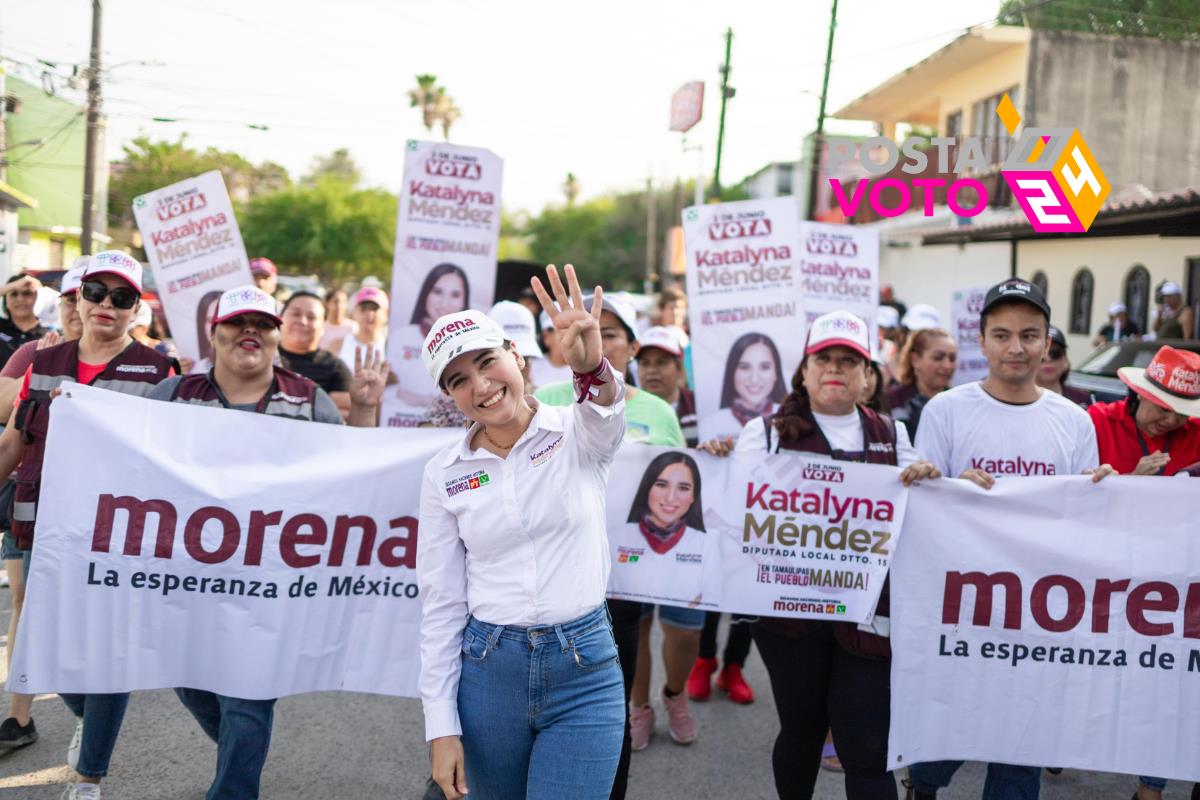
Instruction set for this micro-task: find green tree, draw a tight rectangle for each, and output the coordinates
[526,181,700,291]
[108,135,289,227]
[408,74,441,133]
[240,178,396,283]
[303,148,361,187]
[998,0,1200,40]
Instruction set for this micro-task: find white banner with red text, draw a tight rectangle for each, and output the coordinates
[8,383,459,699]
[132,171,254,366]
[604,444,906,625]
[889,475,1200,782]
[950,285,988,385]
[382,140,502,428]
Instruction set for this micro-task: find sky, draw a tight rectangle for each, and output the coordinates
[2,0,1002,215]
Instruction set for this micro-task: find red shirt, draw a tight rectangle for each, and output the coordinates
[1087,398,1200,475]
[18,361,109,403]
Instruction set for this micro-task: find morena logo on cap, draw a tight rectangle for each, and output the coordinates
[426,318,478,355]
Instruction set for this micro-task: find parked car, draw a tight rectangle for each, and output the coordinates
[1066,339,1200,403]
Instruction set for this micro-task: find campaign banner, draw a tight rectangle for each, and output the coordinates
[8,383,460,698]
[889,477,1200,782]
[683,197,805,443]
[950,286,988,385]
[602,443,906,624]
[797,221,879,345]
[382,140,502,428]
[132,171,254,365]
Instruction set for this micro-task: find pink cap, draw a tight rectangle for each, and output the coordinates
[211,285,282,326]
[83,251,144,293]
[805,310,871,360]
[353,286,389,310]
[249,257,277,276]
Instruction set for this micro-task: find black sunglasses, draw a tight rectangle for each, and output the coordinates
[80,281,140,310]
[1048,346,1066,360]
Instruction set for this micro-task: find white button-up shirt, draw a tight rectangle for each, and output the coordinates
[417,376,626,741]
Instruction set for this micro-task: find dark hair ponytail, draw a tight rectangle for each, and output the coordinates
[773,357,815,441]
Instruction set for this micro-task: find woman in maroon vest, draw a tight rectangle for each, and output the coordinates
[703,310,939,800]
[0,251,176,800]
[145,284,387,800]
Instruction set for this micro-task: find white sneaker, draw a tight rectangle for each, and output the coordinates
[60,783,101,800]
[66,718,83,770]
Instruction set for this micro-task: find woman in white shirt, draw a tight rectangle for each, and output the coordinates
[608,451,707,606]
[418,264,626,800]
[701,310,938,800]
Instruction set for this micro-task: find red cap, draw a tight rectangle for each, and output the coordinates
[1118,346,1200,417]
[249,257,277,277]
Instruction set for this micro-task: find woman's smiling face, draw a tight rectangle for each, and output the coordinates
[647,462,695,529]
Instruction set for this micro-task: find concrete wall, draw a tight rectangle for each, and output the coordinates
[1026,31,1200,193]
[1015,235,1200,353]
[879,239,1011,325]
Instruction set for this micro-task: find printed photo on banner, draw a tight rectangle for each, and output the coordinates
[950,286,989,385]
[382,140,502,428]
[605,446,718,610]
[683,196,805,442]
[10,383,460,699]
[132,171,255,364]
[889,476,1200,783]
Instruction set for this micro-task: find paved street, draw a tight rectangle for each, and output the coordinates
[0,595,1188,798]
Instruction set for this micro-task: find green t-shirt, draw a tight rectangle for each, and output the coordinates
[535,381,685,447]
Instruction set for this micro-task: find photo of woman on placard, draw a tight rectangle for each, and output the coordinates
[700,332,789,440]
[190,289,223,373]
[608,451,707,606]
[394,263,473,410]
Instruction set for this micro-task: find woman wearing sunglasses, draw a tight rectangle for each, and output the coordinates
[0,250,178,800]
[0,272,48,370]
[1035,326,1093,407]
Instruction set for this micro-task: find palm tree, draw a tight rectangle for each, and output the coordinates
[562,172,580,206]
[407,74,440,133]
[435,90,461,141]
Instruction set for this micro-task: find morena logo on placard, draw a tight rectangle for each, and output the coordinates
[827,93,1110,233]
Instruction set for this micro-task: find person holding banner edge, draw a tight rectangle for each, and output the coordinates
[419,264,626,800]
[0,251,178,800]
[905,277,1115,800]
[145,283,388,800]
[700,309,940,800]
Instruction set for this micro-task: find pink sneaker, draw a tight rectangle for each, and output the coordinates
[630,704,654,751]
[662,689,697,744]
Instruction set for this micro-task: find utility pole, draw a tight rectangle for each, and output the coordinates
[806,0,838,221]
[711,28,734,201]
[80,0,102,255]
[644,177,657,295]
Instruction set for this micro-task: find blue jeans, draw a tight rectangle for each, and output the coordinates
[1139,776,1168,791]
[639,602,707,631]
[58,693,130,778]
[176,688,276,800]
[908,761,1040,800]
[458,603,625,799]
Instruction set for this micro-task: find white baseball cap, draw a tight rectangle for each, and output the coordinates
[538,310,554,332]
[60,263,89,296]
[1108,301,1127,315]
[806,310,872,361]
[422,310,507,387]
[877,305,900,329]
[902,303,942,331]
[129,302,154,330]
[211,285,283,326]
[83,250,144,293]
[1162,281,1183,296]
[637,325,686,359]
[584,294,639,342]
[490,300,542,359]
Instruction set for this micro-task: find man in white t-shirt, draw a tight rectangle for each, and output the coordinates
[905,278,1114,800]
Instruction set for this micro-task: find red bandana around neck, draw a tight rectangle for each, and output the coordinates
[639,515,687,554]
